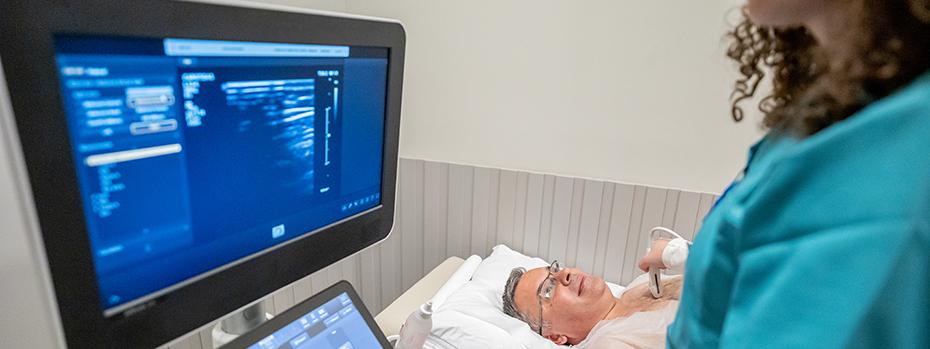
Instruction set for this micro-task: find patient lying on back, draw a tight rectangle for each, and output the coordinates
[502,261,683,348]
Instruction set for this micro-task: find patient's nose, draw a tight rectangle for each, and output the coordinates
[554,268,572,285]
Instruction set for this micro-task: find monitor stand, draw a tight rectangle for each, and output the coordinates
[212,302,273,348]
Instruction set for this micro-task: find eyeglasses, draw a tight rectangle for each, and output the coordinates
[536,260,561,336]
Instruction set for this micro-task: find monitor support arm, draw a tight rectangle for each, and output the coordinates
[213,302,272,348]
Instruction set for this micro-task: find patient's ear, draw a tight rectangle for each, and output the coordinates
[546,333,569,346]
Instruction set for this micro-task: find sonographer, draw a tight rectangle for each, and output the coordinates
[637,0,930,347]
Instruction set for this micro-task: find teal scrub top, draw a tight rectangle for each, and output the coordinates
[667,72,930,348]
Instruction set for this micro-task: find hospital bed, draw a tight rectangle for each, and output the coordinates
[375,244,630,349]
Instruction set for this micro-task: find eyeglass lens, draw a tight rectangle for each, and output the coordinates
[537,260,560,336]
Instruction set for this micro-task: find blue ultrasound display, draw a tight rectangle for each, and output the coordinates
[53,36,388,313]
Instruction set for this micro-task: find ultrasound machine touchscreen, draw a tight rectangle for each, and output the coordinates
[221,281,393,349]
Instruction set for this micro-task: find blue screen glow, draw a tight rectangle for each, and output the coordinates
[53,36,388,314]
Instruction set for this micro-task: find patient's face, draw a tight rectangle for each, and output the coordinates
[514,265,616,345]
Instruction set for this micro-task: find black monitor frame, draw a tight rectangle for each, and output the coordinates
[0,1,403,348]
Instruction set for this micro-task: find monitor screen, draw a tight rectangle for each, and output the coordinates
[54,36,387,316]
[0,1,403,348]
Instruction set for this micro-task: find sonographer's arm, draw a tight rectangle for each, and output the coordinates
[639,238,689,274]
[662,238,689,273]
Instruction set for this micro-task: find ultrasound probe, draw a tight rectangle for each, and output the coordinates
[646,227,687,298]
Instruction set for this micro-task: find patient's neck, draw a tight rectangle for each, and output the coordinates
[605,277,683,320]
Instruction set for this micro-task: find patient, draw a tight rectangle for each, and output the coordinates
[502,238,688,348]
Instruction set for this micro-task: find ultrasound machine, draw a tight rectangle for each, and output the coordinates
[0,1,404,348]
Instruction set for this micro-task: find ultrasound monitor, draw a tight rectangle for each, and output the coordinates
[0,1,403,348]
[56,35,386,316]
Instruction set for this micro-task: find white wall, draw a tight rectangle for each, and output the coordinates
[255,0,767,194]
[341,0,765,194]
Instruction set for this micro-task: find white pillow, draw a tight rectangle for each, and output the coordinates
[430,244,625,349]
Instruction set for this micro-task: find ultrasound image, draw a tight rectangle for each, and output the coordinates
[222,78,317,194]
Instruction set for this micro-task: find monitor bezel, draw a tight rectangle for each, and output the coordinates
[0,1,403,348]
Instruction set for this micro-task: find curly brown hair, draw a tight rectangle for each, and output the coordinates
[728,0,930,136]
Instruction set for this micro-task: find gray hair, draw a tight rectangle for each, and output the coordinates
[502,267,550,334]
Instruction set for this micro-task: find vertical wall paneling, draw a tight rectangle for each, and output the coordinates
[310,270,328,300]
[537,175,556,260]
[635,187,669,276]
[272,286,295,317]
[694,193,716,236]
[563,179,585,268]
[327,261,343,289]
[399,159,423,291]
[187,335,204,349]
[574,180,604,274]
[661,190,680,229]
[168,336,192,349]
[413,160,426,277]
[343,255,359,290]
[380,184,399,311]
[547,176,574,263]
[521,173,545,257]
[673,191,701,241]
[536,175,556,262]
[470,167,491,258]
[591,182,615,278]
[601,183,634,285]
[391,207,404,302]
[358,246,374,310]
[511,172,529,253]
[461,166,475,256]
[161,326,207,349]
[706,195,721,238]
[263,296,276,316]
[619,186,647,285]
[496,170,518,249]
[424,161,449,273]
[168,340,187,349]
[360,242,382,312]
[200,324,214,349]
[445,164,466,259]
[485,169,501,255]
[292,273,314,305]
